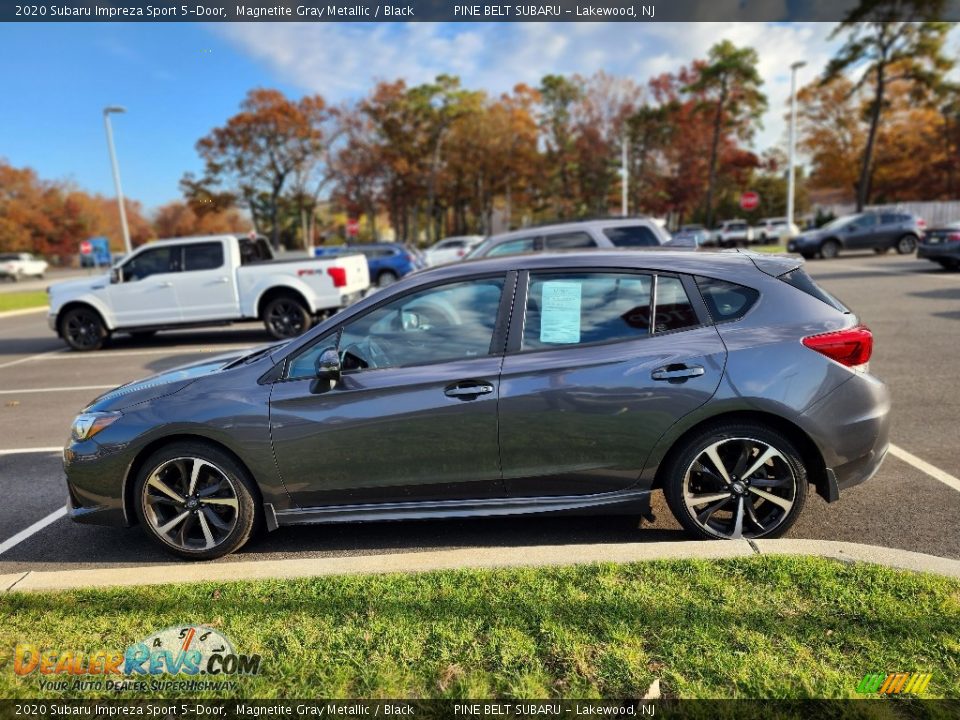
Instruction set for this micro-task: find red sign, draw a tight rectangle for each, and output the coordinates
[740,191,760,211]
[79,240,92,255]
[346,218,359,237]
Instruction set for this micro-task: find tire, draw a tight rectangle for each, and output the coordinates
[59,306,107,352]
[819,239,840,259]
[662,422,808,541]
[10,271,20,283]
[133,440,260,561]
[263,294,312,340]
[377,270,399,288]
[896,234,918,255]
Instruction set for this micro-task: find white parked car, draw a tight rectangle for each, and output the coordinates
[423,235,484,266]
[47,235,369,351]
[754,217,800,243]
[715,220,754,248]
[0,252,48,281]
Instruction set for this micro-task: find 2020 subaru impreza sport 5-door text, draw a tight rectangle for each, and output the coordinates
[64,250,890,560]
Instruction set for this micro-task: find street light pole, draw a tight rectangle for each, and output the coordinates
[787,61,806,231]
[103,106,132,256]
[621,134,629,217]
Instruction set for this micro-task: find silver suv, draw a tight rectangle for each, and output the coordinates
[466,218,669,259]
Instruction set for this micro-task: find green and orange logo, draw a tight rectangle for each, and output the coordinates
[857,672,932,695]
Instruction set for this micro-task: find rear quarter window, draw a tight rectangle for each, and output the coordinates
[602,225,661,247]
[695,277,759,322]
[778,269,849,313]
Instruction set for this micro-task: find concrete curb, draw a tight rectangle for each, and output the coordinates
[0,306,48,320]
[3,539,959,593]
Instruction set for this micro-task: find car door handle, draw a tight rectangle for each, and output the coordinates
[652,365,705,381]
[157,281,173,288]
[444,382,494,399]
[216,276,230,284]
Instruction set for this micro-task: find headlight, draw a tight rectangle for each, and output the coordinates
[71,411,121,441]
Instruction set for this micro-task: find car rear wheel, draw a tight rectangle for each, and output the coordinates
[819,240,840,259]
[377,270,399,287]
[663,422,807,540]
[134,441,259,560]
[60,306,107,351]
[896,234,918,255]
[263,295,312,339]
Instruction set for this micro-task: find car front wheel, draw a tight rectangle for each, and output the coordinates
[819,240,840,259]
[134,441,259,560]
[663,422,808,540]
[59,306,107,351]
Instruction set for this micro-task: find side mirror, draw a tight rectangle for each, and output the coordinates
[315,347,341,382]
[110,268,121,284]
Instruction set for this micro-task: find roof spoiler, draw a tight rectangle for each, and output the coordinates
[738,249,803,277]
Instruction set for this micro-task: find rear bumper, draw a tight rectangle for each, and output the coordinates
[917,244,960,261]
[798,371,891,496]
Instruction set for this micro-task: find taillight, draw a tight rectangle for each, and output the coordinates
[327,267,347,287]
[802,324,873,369]
[948,232,960,243]
[457,249,465,257]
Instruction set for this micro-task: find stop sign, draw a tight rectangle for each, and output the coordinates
[346,218,359,237]
[79,240,92,255]
[740,191,760,211]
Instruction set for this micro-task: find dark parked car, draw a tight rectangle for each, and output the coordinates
[316,242,422,287]
[787,211,924,259]
[64,250,890,560]
[916,220,960,270]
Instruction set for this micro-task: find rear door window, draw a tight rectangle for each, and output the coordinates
[184,242,225,271]
[603,225,661,247]
[544,232,596,250]
[522,272,699,350]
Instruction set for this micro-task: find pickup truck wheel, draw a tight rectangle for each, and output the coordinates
[264,295,312,339]
[60,307,107,352]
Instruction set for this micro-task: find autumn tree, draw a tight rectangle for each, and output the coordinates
[823,1,953,210]
[153,200,251,238]
[685,40,767,227]
[191,89,334,248]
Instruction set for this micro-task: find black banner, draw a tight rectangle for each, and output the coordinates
[3,0,960,22]
[1,700,959,720]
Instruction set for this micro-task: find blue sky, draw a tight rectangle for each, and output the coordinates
[2,22,957,213]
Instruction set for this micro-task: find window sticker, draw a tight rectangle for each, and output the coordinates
[539,281,582,344]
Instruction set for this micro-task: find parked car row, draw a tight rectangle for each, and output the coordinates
[787,211,925,259]
[0,252,48,281]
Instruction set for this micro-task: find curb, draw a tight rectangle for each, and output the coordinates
[0,306,48,319]
[2,539,959,593]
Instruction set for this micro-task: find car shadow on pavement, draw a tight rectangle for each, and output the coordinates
[0,514,688,573]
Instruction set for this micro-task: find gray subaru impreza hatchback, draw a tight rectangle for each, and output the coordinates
[63,250,890,559]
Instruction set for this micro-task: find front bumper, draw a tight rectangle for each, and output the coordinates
[63,439,135,527]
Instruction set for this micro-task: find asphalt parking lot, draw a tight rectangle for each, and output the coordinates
[1,252,958,574]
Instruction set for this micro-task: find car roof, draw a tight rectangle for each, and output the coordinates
[404,248,797,283]
[490,217,656,240]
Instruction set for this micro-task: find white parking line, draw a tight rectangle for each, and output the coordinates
[0,446,62,456]
[0,506,67,557]
[31,345,259,360]
[0,349,65,371]
[889,444,960,493]
[0,385,115,395]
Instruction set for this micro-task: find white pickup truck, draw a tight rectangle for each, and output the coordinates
[48,234,369,351]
